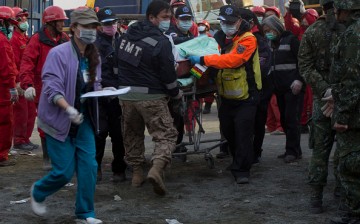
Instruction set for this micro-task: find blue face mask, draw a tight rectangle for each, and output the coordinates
[158,20,170,32]
[220,23,238,37]
[265,32,277,40]
[19,22,29,32]
[257,17,263,24]
[178,20,192,32]
[1,26,13,39]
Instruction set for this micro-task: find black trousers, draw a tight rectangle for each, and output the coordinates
[276,91,304,157]
[219,98,258,178]
[95,98,127,173]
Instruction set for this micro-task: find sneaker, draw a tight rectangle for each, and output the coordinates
[30,183,46,216]
[216,151,230,159]
[270,130,285,135]
[236,177,249,184]
[111,172,126,183]
[0,160,15,167]
[27,142,39,150]
[13,143,33,151]
[75,217,103,224]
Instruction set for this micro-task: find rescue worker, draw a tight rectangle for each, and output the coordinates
[262,15,305,163]
[19,6,69,170]
[189,5,262,184]
[116,0,181,195]
[252,6,266,24]
[0,6,19,167]
[30,8,102,223]
[170,0,199,37]
[10,7,37,151]
[94,7,127,182]
[328,0,360,223]
[167,5,194,44]
[298,0,344,214]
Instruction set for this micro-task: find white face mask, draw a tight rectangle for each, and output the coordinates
[159,20,170,32]
[198,25,206,32]
[77,27,97,44]
[178,20,192,32]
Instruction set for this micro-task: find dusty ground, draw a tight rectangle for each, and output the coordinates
[0,105,339,224]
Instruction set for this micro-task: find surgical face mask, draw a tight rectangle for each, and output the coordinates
[257,16,263,24]
[265,32,277,40]
[102,24,117,37]
[198,25,206,32]
[77,27,97,44]
[178,20,192,32]
[1,26,14,39]
[220,22,238,37]
[19,22,29,32]
[158,20,170,32]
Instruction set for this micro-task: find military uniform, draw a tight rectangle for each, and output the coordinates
[298,8,345,213]
[330,0,360,220]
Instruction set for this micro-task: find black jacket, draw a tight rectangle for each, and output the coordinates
[95,31,120,88]
[117,20,179,97]
[166,23,194,45]
[269,31,305,94]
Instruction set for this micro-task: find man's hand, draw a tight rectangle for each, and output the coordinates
[24,87,36,101]
[10,88,19,103]
[290,80,303,95]
[321,101,334,117]
[188,56,200,65]
[334,122,348,132]
[65,106,84,125]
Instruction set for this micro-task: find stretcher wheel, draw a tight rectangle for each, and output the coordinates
[205,155,215,169]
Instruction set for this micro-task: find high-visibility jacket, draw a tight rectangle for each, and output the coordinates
[202,31,262,100]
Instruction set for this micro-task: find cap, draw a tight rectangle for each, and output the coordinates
[97,7,118,23]
[70,7,101,26]
[218,5,241,22]
[175,5,193,18]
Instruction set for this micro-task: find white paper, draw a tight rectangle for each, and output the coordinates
[81,87,131,98]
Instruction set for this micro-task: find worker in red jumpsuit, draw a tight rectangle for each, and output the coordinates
[284,1,319,132]
[19,6,69,170]
[0,6,19,167]
[10,7,37,151]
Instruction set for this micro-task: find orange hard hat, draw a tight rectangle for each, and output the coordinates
[170,0,186,7]
[12,7,29,18]
[265,6,281,18]
[42,6,68,23]
[306,8,319,19]
[0,6,18,25]
[252,6,266,15]
[197,20,210,30]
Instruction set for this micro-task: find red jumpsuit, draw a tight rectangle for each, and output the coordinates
[10,29,36,146]
[0,32,18,162]
[19,27,69,138]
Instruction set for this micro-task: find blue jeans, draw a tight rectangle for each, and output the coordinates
[32,119,98,219]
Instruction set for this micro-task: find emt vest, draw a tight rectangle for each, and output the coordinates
[217,32,262,100]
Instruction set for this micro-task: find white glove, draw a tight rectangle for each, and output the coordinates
[285,1,290,10]
[65,106,84,125]
[299,0,306,14]
[24,87,36,101]
[290,80,303,95]
[16,82,24,96]
[323,88,332,98]
[172,89,183,100]
[103,87,117,91]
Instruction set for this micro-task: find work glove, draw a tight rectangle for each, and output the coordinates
[24,87,36,101]
[172,89,183,100]
[65,106,84,125]
[103,87,117,91]
[290,80,303,95]
[10,88,19,103]
[284,1,290,11]
[16,82,24,96]
[298,0,306,14]
[188,56,200,65]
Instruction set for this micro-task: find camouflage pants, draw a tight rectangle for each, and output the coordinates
[308,99,339,187]
[338,130,360,216]
[120,98,178,167]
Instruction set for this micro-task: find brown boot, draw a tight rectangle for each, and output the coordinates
[131,166,144,187]
[147,159,167,196]
[310,186,323,214]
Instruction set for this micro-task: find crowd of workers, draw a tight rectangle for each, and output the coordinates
[0,0,359,223]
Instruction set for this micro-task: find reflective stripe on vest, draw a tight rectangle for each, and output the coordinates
[271,63,297,71]
[278,44,291,51]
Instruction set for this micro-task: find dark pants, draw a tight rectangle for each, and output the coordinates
[276,91,304,157]
[95,98,126,174]
[219,98,257,178]
[168,100,184,145]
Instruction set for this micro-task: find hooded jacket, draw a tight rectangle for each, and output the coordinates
[117,20,179,98]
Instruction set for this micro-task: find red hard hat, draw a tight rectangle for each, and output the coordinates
[0,6,18,25]
[170,0,186,7]
[197,20,210,30]
[306,9,319,19]
[252,6,266,15]
[42,6,68,23]
[265,6,281,18]
[12,7,29,18]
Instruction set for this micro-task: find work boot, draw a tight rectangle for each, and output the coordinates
[310,186,324,214]
[131,166,144,187]
[147,159,167,196]
[41,138,51,171]
[0,159,15,167]
[202,102,212,114]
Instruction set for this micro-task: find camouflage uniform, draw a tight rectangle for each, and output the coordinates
[120,98,178,166]
[298,9,345,206]
[330,0,360,218]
